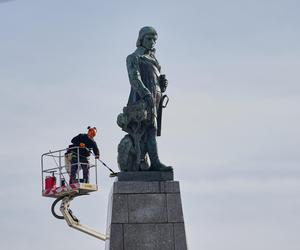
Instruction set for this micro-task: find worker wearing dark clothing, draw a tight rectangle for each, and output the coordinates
[69,127,100,184]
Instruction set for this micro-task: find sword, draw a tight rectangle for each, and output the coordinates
[157,94,169,136]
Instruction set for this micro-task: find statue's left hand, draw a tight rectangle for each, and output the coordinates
[159,75,168,93]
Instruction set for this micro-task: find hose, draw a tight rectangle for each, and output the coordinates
[51,196,65,220]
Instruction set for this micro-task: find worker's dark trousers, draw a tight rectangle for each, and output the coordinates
[70,158,89,184]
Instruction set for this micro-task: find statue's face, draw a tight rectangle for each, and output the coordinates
[142,34,157,50]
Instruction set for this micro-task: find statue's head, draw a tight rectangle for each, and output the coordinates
[136,26,158,50]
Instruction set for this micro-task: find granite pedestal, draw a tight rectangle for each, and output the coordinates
[105,172,188,250]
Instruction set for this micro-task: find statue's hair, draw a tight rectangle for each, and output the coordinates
[136,26,158,47]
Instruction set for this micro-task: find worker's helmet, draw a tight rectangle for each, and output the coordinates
[87,126,97,138]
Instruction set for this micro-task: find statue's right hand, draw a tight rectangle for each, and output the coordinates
[145,94,154,108]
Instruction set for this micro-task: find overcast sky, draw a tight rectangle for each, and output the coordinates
[0,0,300,250]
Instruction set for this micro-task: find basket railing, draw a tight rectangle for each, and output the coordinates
[41,147,98,193]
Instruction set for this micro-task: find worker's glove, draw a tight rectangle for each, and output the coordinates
[79,143,86,148]
[95,155,100,159]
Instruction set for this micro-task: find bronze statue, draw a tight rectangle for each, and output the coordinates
[117,27,173,172]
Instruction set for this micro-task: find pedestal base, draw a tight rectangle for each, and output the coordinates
[117,171,174,182]
[105,177,188,250]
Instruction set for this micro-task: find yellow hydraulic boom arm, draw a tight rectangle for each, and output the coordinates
[59,196,107,241]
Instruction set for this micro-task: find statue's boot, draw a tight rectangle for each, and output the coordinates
[147,131,173,172]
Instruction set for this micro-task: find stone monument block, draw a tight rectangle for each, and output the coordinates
[124,224,174,250]
[105,173,188,250]
[128,193,168,223]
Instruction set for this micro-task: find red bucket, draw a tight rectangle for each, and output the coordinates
[45,176,56,190]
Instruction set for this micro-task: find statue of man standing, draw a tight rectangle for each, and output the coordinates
[117,26,173,172]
